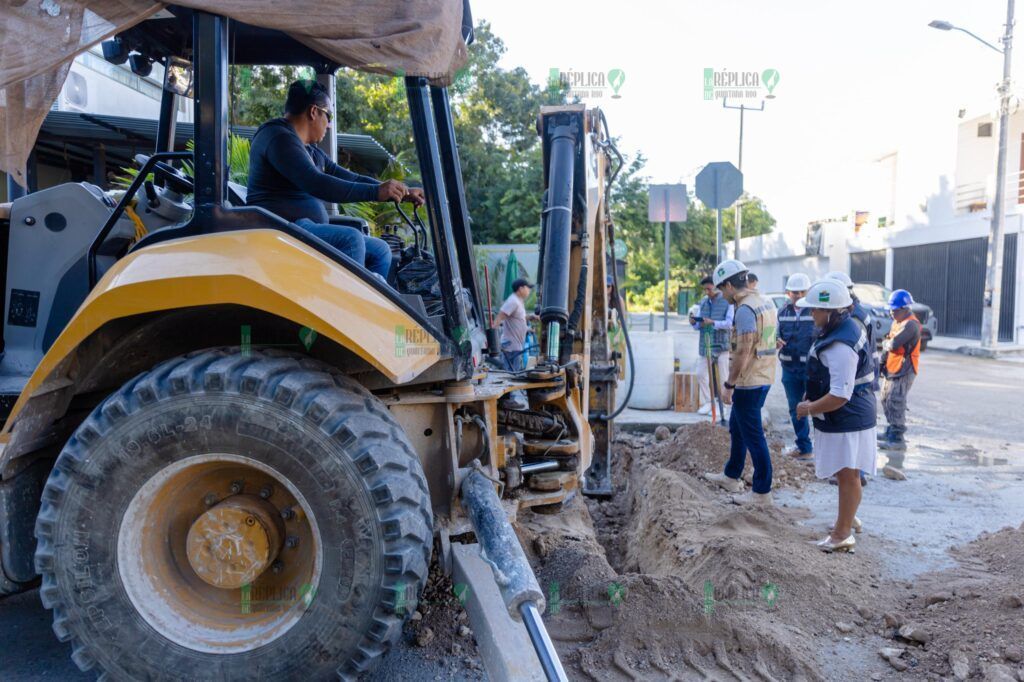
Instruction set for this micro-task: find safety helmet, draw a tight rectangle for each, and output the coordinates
[825,271,854,288]
[712,259,748,287]
[888,289,914,310]
[688,304,701,318]
[785,272,812,292]
[796,279,853,310]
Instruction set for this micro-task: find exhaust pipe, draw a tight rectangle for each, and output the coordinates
[460,469,568,682]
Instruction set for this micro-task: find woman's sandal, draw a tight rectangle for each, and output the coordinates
[816,534,856,553]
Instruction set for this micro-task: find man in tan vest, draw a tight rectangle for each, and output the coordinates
[703,259,779,506]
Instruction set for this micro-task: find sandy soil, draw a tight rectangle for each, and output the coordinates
[511,426,892,681]
[512,425,1024,681]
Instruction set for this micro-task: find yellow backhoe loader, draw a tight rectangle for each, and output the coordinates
[0,2,630,679]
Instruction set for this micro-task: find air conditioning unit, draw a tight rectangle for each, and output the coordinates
[63,71,89,110]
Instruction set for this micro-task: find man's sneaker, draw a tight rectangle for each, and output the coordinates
[878,437,907,451]
[732,491,774,507]
[697,403,712,416]
[702,472,743,493]
[877,427,892,443]
[783,446,814,462]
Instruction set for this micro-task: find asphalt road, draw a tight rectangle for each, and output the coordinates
[2,348,1022,680]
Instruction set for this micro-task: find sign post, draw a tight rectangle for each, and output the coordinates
[695,162,743,263]
[648,184,688,330]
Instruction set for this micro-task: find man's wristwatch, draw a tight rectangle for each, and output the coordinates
[723,381,736,390]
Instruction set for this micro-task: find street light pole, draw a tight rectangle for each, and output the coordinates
[982,0,1014,348]
[723,99,765,260]
[931,2,1014,348]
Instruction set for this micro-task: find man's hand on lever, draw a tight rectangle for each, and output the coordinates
[404,187,426,207]
[377,179,408,203]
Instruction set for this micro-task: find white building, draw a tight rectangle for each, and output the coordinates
[733,110,1024,344]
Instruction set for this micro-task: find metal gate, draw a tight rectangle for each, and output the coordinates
[849,249,886,284]
[892,234,1017,341]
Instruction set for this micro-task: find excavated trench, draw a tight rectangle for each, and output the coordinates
[515,424,896,681]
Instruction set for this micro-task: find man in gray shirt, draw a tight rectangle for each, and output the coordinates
[492,278,538,372]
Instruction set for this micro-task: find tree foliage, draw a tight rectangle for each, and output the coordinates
[226,23,776,303]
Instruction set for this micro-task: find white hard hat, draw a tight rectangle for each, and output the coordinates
[712,259,748,287]
[825,271,853,288]
[796,279,853,310]
[688,304,701,318]
[785,272,812,291]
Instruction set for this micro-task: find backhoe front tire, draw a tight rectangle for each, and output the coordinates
[34,349,432,680]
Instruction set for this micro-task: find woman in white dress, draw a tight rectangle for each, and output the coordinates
[795,280,878,553]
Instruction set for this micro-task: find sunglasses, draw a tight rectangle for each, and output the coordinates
[312,104,333,123]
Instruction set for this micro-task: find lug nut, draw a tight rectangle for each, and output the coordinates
[229,480,243,494]
[280,507,294,521]
[259,485,273,499]
[203,493,218,506]
[286,536,300,549]
[245,516,256,527]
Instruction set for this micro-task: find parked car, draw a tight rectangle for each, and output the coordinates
[852,282,937,351]
[765,284,937,351]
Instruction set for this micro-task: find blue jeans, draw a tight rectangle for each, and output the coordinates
[781,366,813,454]
[295,218,392,279]
[724,386,773,494]
[503,349,525,372]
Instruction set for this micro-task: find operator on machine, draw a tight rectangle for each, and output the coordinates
[247,80,424,279]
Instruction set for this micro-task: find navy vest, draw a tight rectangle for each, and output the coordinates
[698,294,731,356]
[777,302,815,370]
[850,298,875,349]
[806,316,877,433]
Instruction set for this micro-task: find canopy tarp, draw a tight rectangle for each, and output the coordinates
[0,1,468,187]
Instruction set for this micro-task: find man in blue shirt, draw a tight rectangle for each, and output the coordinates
[776,273,815,461]
[247,80,423,279]
[689,275,734,415]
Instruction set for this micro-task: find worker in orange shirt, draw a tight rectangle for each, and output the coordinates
[878,289,921,451]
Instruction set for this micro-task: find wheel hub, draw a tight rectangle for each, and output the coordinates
[186,495,283,589]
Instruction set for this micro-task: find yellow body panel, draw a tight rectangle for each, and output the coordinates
[2,229,441,437]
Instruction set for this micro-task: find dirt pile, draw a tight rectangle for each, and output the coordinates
[517,425,894,681]
[880,522,1024,679]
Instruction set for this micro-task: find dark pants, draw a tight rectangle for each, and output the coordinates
[296,218,392,279]
[724,386,773,494]
[881,372,915,439]
[502,346,526,372]
[781,366,813,454]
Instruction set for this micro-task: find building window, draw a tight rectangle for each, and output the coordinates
[978,122,993,137]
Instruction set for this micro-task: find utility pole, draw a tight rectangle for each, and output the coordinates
[663,188,670,331]
[983,0,1014,348]
[722,99,765,259]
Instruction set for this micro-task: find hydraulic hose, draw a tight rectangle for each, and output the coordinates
[594,110,634,422]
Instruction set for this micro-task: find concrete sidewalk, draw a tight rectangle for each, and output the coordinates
[926,334,1024,360]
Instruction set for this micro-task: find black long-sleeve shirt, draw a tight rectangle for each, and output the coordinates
[246,118,380,223]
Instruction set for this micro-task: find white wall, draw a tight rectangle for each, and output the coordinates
[56,48,193,122]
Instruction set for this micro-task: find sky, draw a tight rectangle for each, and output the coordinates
[470,0,1017,233]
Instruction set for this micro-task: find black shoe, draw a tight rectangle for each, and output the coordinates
[877,427,892,442]
[860,471,868,487]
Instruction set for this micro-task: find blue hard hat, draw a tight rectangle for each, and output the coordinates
[888,289,914,309]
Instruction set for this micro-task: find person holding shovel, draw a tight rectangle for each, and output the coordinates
[795,279,877,553]
[689,275,733,417]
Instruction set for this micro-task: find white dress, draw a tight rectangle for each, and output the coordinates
[812,343,878,479]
